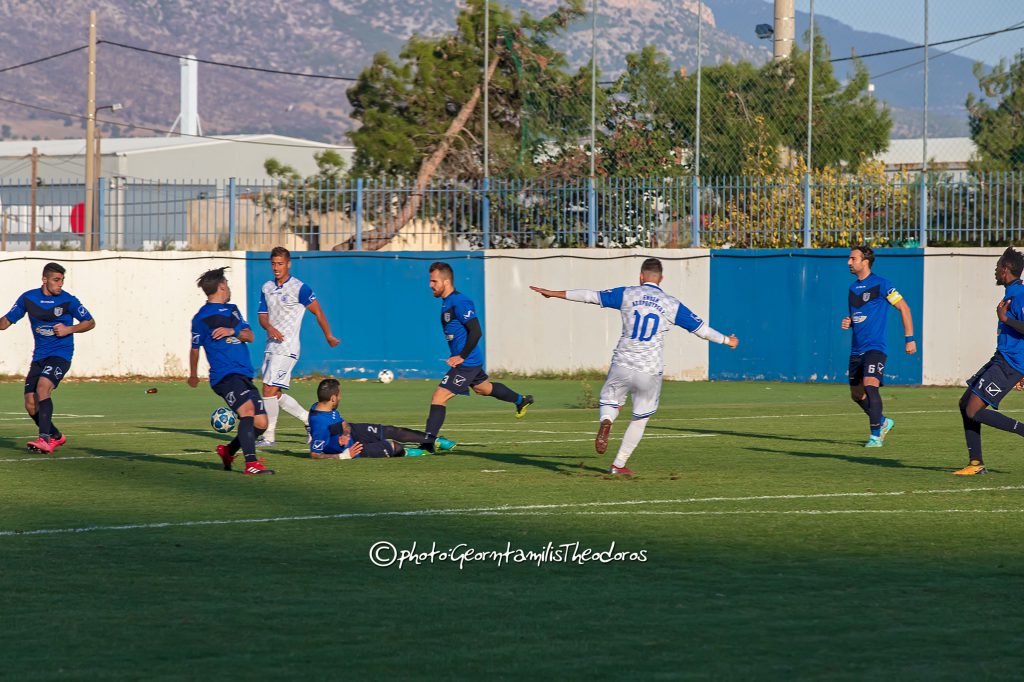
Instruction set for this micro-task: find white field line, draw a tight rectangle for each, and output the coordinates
[473,509,1024,517]
[1,485,1021,538]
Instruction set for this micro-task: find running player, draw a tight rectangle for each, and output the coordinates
[531,257,738,475]
[257,246,340,447]
[954,247,1024,475]
[421,261,533,452]
[841,245,916,447]
[188,266,273,475]
[308,378,456,459]
[0,262,95,453]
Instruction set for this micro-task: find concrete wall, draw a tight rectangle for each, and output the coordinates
[922,248,1005,386]
[0,252,247,378]
[484,249,712,380]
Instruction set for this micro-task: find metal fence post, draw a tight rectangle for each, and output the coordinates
[97,177,105,250]
[482,176,491,249]
[918,172,928,247]
[355,177,363,251]
[228,177,237,251]
[802,172,812,248]
[690,175,701,248]
[587,176,597,247]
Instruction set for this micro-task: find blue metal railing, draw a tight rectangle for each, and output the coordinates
[1,172,1022,251]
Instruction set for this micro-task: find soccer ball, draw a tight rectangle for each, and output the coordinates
[211,407,237,433]
[377,369,395,384]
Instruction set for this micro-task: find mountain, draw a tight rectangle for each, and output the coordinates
[0,0,995,147]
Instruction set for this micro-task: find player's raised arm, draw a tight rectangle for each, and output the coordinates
[530,286,608,305]
[672,301,739,348]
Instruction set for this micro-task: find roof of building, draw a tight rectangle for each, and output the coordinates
[0,134,352,159]
[878,137,977,167]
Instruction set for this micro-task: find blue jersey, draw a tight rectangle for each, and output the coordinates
[4,288,93,362]
[308,405,349,455]
[190,302,254,386]
[997,280,1024,373]
[848,273,903,355]
[440,291,484,367]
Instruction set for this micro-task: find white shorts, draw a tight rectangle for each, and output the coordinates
[599,364,663,419]
[262,353,297,389]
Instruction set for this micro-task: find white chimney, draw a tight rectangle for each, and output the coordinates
[179,55,199,136]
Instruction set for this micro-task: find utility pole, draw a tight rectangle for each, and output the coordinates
[30,146,38,250]
[773,0,795,60]
[84,10,97,251]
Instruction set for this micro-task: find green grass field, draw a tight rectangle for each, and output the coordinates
[2,378,1023,680]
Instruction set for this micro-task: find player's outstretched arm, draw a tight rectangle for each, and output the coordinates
[530,286,567,299]
[306,300,340,348]
[894,299,916,355]
[693,324,739,348]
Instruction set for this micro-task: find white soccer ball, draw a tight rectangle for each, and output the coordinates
[211,406,237,433]
[377,369,395,384]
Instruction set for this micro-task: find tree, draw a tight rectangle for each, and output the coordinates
[261,150,349,249]
[967,52,1024,172]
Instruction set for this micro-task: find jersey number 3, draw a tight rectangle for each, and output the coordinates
[630,311,660,342]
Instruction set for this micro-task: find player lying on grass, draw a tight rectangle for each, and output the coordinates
[954,247,1024,476]
[531,257,738,475]
[188,266,274,476]
[308,378,456,460]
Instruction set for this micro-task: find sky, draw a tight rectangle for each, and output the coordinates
[790,0,1023,66]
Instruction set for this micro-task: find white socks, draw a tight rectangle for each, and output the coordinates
[263,396,280,440]
[278,392,310,425]
[599,404,619,423]
[612,417,649,469]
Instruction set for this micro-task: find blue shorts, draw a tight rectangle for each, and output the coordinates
[849,351,887,387]
[211,374,267,415]
[349,422,399,458]
[967,353,1024,409]
[439,365,488,396]
[24,357,72,393]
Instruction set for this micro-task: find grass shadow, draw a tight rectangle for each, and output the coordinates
[454,447,607,475]
[742,446,955,472]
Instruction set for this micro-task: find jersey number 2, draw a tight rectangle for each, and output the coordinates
[630,311,660,342]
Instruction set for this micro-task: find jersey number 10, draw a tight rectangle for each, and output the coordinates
[630,311,660,342]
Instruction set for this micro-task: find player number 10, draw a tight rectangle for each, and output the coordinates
[630,311,660,342]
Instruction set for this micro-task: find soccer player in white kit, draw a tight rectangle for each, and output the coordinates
[257,247,340,446]
[531,258,738,474]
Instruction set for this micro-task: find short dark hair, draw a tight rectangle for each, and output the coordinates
[429,261,453,280]
[270,246,291,261]
[853,245,875,266]
[42,262,65,277]
[1000,247,1024,277]
[640,258,663,277]
[317,378,340,402]
[197,267,229,296]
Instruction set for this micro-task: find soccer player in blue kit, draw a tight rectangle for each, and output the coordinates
[954,247,1024,475]
[421,262,533,452]
[308,378,455,459]
[842,246,917,447]
[187,267,274,475]
[0,262,95,454]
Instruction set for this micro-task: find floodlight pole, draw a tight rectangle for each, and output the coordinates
[588,0,597,247]
[803,0,814,248]
[692,0,703,247]
[920,0,929,247]
[84,10,97,251]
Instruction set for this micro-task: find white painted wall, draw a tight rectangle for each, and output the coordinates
[922,248,1005,386]
[484,249,712,380]
[0,252,248,378]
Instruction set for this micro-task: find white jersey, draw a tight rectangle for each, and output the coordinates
[597,283,705,375]
[259,275,316,358]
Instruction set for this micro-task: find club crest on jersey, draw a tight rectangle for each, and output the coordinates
[53,306,64,317]
[862,292,870,302]
[443,311,453,323]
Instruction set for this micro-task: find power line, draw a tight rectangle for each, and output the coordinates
[831,22,1024,64]
[0,94,347,149]
[0,46,89,74]
[869,20,1024,81]
[98,40,359,82]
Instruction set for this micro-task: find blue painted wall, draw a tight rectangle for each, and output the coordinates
[708,248,924,384]
[245,252,485,380]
